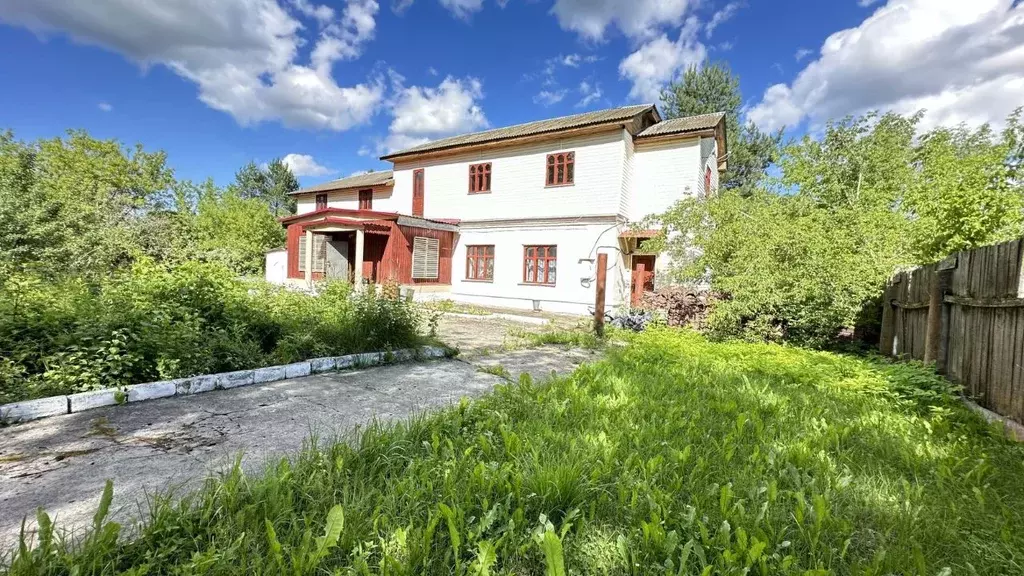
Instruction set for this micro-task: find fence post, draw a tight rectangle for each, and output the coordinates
[594,252,607,338]
[879,279,897,356]
[925,257,957,368]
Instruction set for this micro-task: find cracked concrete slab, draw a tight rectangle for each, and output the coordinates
[1,315,601,550]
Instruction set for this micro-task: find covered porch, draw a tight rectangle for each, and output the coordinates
[278,208,458,288]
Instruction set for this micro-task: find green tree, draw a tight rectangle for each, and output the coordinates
[194,182,286,275]
[661,61,783,195]
[231,159,299,217]
[652,108,1024,345]
[0,130,174,278]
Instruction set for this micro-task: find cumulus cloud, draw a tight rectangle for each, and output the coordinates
[705,2,741,37]
[282,153,336,176]
[382,76,489,153]
[576,80,603,108]
[747,0,1024,132]
[794,47,812,61]
[619,17,706,102]
[0,0,385,131]
[439,0,484,19]
[551,0,696,41]
[97,102,113,112]
[534,89,568,106]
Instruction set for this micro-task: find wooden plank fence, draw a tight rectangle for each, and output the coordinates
[880,238,1024,423]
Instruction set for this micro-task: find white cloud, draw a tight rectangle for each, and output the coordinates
[718,40,734,51]
[97,102,113,112]
[576,80,602,108]
[858,0,883,6]
[439,0,484,19]
[747,0,1024,133]
[551,0,697,41]
[705,2,741,37]
[0,0,385,131]
[427,66,439,76]
[794,47,812,61]
[383,76,488,152]
[534,89,568,106]
[282,153,336,176]
[291,0,334,23]
[619,17,706,102]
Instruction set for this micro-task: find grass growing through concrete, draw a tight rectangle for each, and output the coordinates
[7,328,1024,574]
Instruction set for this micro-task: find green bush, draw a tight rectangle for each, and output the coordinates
[6,329,1023,574]
[0,261,424,403]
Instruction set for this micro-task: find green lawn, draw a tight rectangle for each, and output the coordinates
[7,329,1024,575]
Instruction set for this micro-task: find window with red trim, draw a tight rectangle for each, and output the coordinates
[359,189,372,209]
[469,163,491,193]
[315,193,328,210]
[545,152,574,186]
[523,245,557,285]
[466,245,494,281]
[704,167,712,197]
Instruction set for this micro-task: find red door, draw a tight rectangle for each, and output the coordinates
[630,255,656,306]
[412,169,424,216]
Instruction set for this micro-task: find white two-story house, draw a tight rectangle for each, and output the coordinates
[268,104,726,315]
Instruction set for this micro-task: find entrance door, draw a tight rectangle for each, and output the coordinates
[630,255,656,306]
[412,169,424,216]
[325,240,349,279]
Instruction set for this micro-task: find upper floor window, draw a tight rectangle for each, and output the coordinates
[523,245,556,285]
[315,193,328,210]
[469,163,491,194]
[466,245,494,281]
[546,152,574,187]
[359,189,372,210]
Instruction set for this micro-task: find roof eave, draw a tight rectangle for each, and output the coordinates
[288,179,394,196]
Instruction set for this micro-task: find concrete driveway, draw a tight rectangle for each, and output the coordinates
[0,315,599,549]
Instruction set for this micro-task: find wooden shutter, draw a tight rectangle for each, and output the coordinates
[298,235,307,272]
[297,234,327,273]
[411,236,439,279]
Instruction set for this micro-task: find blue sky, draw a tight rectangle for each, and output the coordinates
[0,0,1021,187]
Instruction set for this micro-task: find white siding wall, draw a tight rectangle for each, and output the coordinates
[295,185,397,216]
[392,130,628,222]
[629,137,701,222]
[448,222,630,315]
[699,137,720,195]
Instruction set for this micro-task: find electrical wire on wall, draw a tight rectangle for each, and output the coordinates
[578,221,627,289]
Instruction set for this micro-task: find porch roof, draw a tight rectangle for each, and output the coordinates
[300,217,393,234]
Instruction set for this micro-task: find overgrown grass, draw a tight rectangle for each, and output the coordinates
[7,328,1024,574]
[506,326,604,350]
[0,261,424,403]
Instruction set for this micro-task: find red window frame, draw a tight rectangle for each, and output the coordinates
[465,245,494,281]
[523,245,557,285]
[358,189,372,210]
[704,166,712,197]
[469,163,492,194]
[545,152,574,187]
[315,193,328,210]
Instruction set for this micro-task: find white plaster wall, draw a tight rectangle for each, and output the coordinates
[391,130,628,222]
[295,185,396,216]
[265,250,287,284]
[446,221,629,315]
[630,137,701,222]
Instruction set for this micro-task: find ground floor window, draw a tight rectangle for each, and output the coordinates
[466,245,494,281]
[297,233,326,273]
[523,245,556,285]
[412,236,440,279]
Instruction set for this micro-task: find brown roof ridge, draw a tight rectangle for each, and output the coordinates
[380,104,657,161]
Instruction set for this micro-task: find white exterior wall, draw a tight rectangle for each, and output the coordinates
[265,249,287,284]
[629,137,702,222]
[448,221,629,315]
[699,137,720,196]
[295,185,397,216]
[391,130,628,221]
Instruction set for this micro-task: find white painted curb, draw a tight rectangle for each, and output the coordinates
[0,346,450,424]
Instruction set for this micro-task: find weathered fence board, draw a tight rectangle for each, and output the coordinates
[882,238,1024,424]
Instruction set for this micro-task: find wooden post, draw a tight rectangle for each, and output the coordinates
[879,278,897,356]
[594,252,607,337]
[929,256,957,371]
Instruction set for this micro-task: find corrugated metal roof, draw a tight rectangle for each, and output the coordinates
[289,170,394,195]
[636,112,725,138]
[380,104,656,160]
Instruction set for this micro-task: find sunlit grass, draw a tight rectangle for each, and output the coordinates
[6,328,1024,575]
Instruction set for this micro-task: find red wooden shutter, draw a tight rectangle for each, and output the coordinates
[359,189,372,209]
[413,169,424,216]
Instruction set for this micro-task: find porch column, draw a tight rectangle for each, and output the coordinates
[354,228,365,286]
[304,229,313,285]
